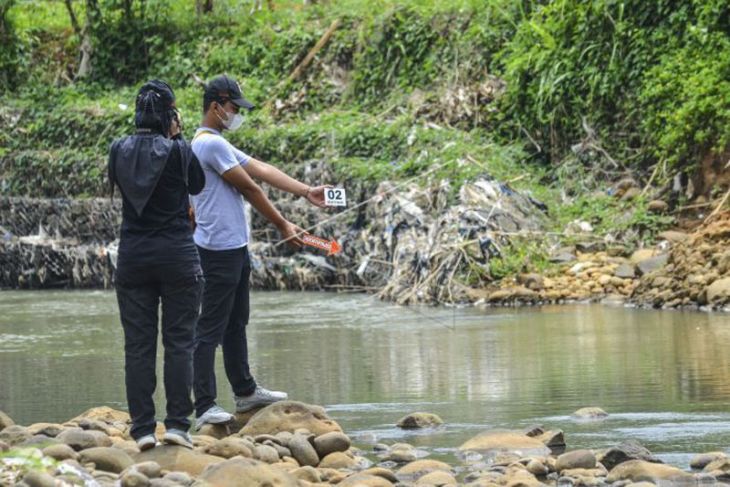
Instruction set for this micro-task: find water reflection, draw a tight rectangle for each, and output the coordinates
[1,290,730,462]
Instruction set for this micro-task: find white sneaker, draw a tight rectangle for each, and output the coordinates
[195,405,234,431]
[136,434,157,451]
[234,386,288,413]
[162,429,193,449]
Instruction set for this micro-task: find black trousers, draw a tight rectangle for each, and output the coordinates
[193,246,257,417]
[115,261,203,439]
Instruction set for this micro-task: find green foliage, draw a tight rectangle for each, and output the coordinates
[350,7,439,103]
[488,237,551,280]
[498,0,730,164]
[640,30,730,167]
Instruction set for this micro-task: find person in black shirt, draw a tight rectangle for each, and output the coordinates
[108,80,205,450]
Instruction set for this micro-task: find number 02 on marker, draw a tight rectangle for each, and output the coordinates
[324,188,347,207]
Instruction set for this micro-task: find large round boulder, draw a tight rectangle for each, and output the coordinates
[239,401,342,436]
[197,457,298,487]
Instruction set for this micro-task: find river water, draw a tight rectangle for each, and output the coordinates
[1,290,730,467]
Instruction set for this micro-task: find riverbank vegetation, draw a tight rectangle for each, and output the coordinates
[1,0,728,280]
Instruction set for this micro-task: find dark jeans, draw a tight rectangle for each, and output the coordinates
[194,246,257,417]
[115,261,203,439]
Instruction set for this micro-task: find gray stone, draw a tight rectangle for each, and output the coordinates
[43,443,79,461]
[614,263,636,279]
[606,460,691,483]
[149,479,179,487]
[263,439,291,459]
[57,428,104,451]
[20,471,56,487]
[691,452,727,470]
[597,440,661,471]
[648,200,669,213]
[197,457,298,487]
[556,450,596,471]
[121,470,150,487]
[288,433,319,467]
[706,278,730,304]
[396,412,444,429]
[0,425,31,445]
[550,247,577,263]
[162,471,193,486]
[636,254,669,276]
[19,435,60,448]
[134,445,224,477]
[313,431,351,458]
[79,446,135,473]
[319,451,358,469]
[254,434,281,444]
[239,401,342,437]
[205,437,253,459]
[274,431,293,446]
[132,461,162,478]
[252,444,280,463]
[572,407,609,419]
[0,410,15,431]
[527,459,549,476]
[27,423,65,437]
[290,465,321,483]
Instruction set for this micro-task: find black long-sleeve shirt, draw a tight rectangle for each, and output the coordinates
[109,132,205,266]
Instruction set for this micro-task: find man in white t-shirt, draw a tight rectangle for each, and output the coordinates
[191,75,329,430]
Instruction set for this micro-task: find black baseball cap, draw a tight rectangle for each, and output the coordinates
[204,75,255,110]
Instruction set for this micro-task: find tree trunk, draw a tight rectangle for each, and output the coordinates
[196,0,213,15]
[63,0,81,35]
[76,0,100,79]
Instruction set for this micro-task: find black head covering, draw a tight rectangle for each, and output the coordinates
[109,79,182,217]
[135,79,177,134]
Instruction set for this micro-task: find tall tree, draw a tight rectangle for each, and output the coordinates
[63,0,99,79]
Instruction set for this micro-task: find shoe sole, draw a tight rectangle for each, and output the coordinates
[137,439,156,451]
[235,398,285,413]
[195,416,234,431]
[162,436,193,449]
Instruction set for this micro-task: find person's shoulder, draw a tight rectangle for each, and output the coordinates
[194,132,232,157]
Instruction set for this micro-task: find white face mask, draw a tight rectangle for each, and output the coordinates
[217,105,243,131]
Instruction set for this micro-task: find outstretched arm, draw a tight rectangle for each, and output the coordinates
[244,157,330,207]
[222,165,304,248]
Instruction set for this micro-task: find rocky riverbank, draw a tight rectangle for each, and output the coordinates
[478,212,730,311]
[1,404,729,486]
[2,185,730,313]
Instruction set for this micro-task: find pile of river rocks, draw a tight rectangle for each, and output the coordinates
[477,212,730,311]
[2,403,730,486]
